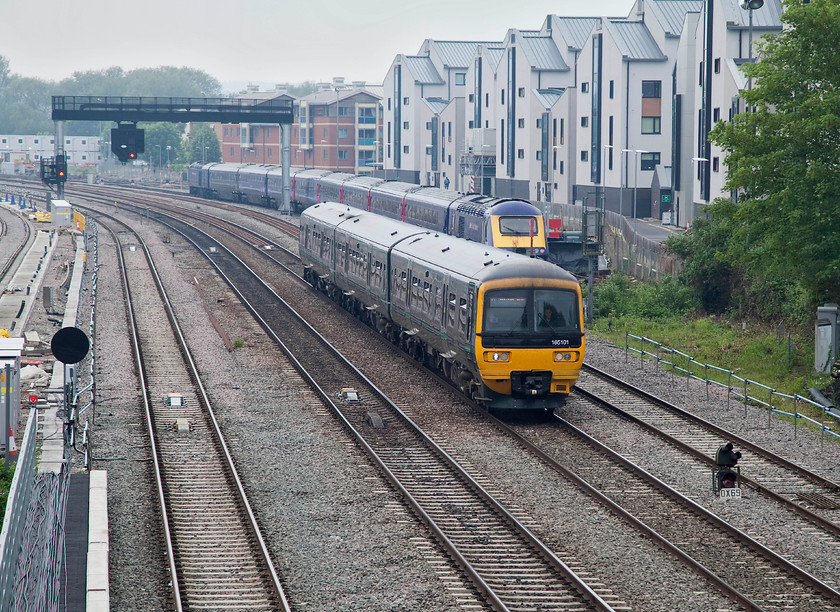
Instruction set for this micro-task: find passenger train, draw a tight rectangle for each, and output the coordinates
[188,162,547,257]
[299,202,584,412]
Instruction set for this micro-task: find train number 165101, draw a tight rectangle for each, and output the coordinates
[552,339,571,346]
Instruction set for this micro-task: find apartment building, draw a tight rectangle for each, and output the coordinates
[383,40,498,186]
[690,0,782,222]
[381,0,789,231]
[218,81,383,176]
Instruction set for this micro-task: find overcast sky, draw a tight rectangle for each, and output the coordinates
[2,0,635,92]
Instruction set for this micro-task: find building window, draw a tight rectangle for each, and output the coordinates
[425,146,433,155]
[609,80,614,99]
[403,145,409,154]
[581,150,588,162]
[388,98,391,110]
[338,128,348,139]
[640,152,660,170]
[403,97,409,105]
[455,72,466,86]
[581,116,589,128]
[641,117,661,134]
[501,90,505,105]
[536,151,542,160]
[323,128,328,139]
[713,108,720,122]
[642,80,661,98]
[468,93,474,102]
[559,160,564,174]
[713,157,720,172]
[518,149,524,159]
[323,150,328,160]
[518,87,525,97]
[468,120,474,129]
[518,118,525,128]
[338,150,348,160]
[581,82,589,93]
[714,58,721,74]
[403,121,409,129]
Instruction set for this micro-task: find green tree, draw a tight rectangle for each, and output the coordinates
[183,124,221,164]
[709,0,840,306]
[140,122,185,172]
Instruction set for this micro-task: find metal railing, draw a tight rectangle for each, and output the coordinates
[625,332,839,444]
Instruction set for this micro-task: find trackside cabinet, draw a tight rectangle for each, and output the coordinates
[0,338,25,453]
[815,304,838,374]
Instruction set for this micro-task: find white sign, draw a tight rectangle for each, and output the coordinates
[719,488,742,499]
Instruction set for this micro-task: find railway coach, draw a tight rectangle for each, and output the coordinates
[300,202,584,413]
[189,162,548,258]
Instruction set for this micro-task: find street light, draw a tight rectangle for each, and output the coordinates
[166,145,171,167]
[155,145,162,173]
[740,0,764,96]
[203,146,209,162]
[622,148,647,265]
[602,144,613,215]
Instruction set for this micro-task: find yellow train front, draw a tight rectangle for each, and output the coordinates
[473,260,584,410]
[300,202,583,413]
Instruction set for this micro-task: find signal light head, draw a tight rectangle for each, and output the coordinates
[129,152,136,159]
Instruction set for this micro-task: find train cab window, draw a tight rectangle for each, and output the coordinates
[482,290,529,333]
[534,289,579,332]
[498,216,540,237]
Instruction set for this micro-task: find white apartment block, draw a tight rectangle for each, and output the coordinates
[690,0,781,224]
[378,0,784,227]
[383,40,499,187]
[0,135,102,169]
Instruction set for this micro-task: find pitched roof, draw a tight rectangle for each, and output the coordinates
[401,55,445,85]
[604,19,668,61]
[721,0,783,30]
[423,97,451,115]
[533,88,567,109]
[646,0,704,37]
[424,40,501,69]
[548,16,600,51]
[519,32,570,72]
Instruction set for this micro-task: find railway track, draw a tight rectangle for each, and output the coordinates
[98,213,290,611]
[77,189,836,609]
[576,365,840,535]
[124,206,623,611]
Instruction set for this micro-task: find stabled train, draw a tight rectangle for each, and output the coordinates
[300,202,584,412]
[188,162,547,257]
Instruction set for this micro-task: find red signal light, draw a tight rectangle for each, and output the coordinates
[129,152,136,159]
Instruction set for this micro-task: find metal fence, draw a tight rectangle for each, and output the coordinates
[0,403,40,610]
[549,202,681,281]
[625,332,839,444]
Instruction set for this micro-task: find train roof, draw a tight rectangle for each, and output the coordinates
[238,164,275,176]
[406,187,461,206]
[209,163,248,174]
[319,172,358,185]
[369,181,422,196]
[303,202,427,250]
[305,203,575,283]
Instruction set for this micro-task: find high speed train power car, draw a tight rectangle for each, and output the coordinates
[189,162,547,257]
[299,202,584,412]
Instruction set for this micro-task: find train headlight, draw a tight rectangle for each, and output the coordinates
[485,351,510,362]
[554,352,575,362]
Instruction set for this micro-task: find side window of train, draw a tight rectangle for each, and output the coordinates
[434,285,443,324]
[447,293,457,328]
[458,297,468,333]
[423,281,432,314]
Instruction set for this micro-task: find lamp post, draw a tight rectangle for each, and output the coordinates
[740,0,764,96]
[203,146,209,162]
[166,145,171,167]
[622,149,647,266]
[155,145,162,173]
[602,144,613,215]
